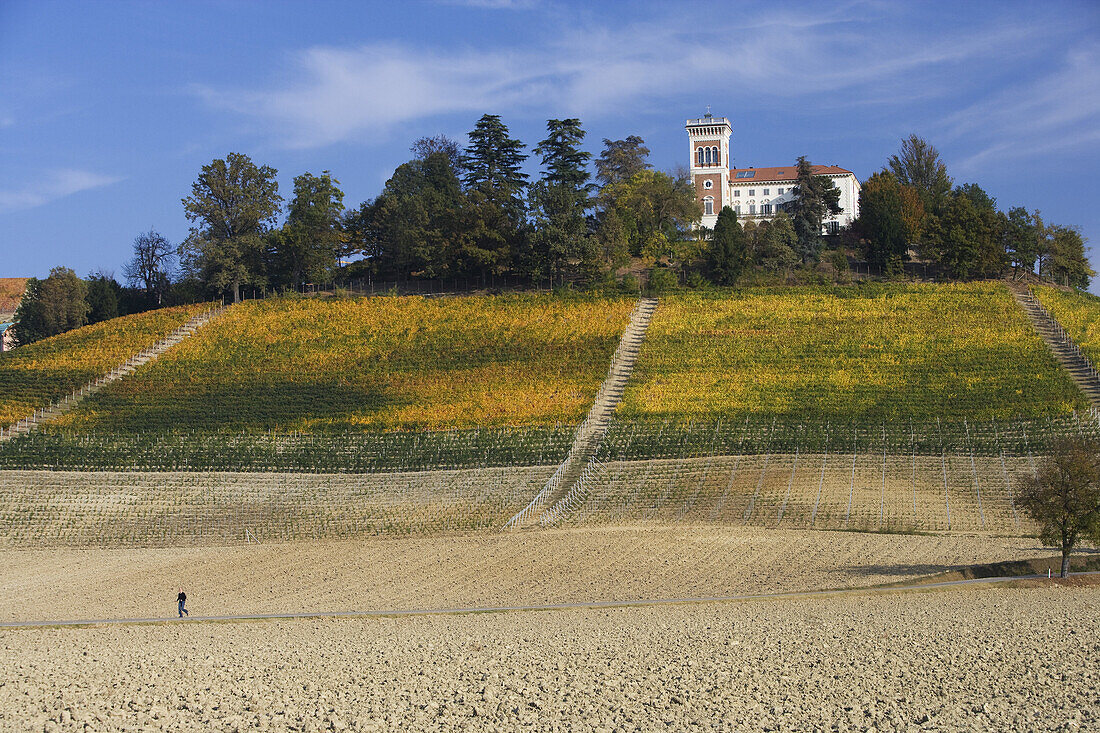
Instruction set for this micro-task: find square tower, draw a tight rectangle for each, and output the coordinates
[686,113,732,228]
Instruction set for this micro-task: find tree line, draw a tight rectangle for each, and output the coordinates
[855,135,1092,286]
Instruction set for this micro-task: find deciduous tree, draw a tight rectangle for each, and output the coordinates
[271,171,345,288]
[887,135,953,210]
[1016,437,1100,578]
[595,136,650,186]
[124,228,175,306]
[13,267,88,345]
[180,153,282,302]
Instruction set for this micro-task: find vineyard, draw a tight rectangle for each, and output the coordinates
[50,293,636,433]
[1032,284,1100,366]
[617,283,1086,421]
[0,304,209,427]
[0,278,28,314]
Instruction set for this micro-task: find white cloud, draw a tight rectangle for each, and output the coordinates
[947,45,1100,172]
[193,7,1081,152]
[0,169,123,214]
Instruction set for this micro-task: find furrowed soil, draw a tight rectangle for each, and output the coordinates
[0,525,1057,622]
[3,586,1097,731]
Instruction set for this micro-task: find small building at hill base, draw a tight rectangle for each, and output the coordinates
[687,113,861,231]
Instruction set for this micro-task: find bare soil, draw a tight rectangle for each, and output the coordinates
[2,585,1097,731]
[1,524,1056,622]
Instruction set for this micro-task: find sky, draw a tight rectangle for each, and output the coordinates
[2,0,1099,289]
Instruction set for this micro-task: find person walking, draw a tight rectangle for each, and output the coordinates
[177,589,189,618]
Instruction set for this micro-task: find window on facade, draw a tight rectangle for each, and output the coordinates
[704,197,714,216]
[734,205,741,215]
[712,146,719,165]
[762,204,772,215]
[763,189,769,196]
[777,188,784,195]
[703,179,713,189]
[748,189,755,196]
[696,148,704,166]
[749,204,756,215]
[827,221,840,234]
[733,189,740,197]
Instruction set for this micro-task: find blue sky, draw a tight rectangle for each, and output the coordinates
[2,0,1099,288]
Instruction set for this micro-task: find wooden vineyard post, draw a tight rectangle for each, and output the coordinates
[846,426,857,526]
[910,420,918,522]
[965,419,985,529]
[879,423,886,528]
[778,446,799,523]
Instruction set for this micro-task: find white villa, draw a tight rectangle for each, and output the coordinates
[687,113,860,231]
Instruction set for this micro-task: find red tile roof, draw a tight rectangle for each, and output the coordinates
[729,165,854,182]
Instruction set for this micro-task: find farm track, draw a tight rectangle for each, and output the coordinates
[0,304,226,441]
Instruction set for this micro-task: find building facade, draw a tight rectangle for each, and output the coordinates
[687,114,860,231]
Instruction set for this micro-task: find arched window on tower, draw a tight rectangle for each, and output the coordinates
[705,148,712,165]
[696,147,704,166]
[703,196,714,216]
[711,147,720,166]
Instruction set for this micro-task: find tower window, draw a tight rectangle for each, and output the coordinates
[703,196,714,216]
[703,179,713,189]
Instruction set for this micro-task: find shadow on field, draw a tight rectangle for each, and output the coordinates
[832,550,1100,585]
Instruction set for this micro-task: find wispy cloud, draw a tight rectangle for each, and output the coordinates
[194,5,1086,156]
[948,44,1100,172]
[0,169,123,214]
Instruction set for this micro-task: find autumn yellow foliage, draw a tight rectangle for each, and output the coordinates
[59,293,636,432]
[618,282,1085,421]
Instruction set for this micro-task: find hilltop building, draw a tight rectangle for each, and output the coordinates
[686,113,860,231]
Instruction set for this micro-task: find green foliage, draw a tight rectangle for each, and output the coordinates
[598,169,701,261]
[707,206,748,285]
[750,212,799,273]
[85,273,120,324]
[180,152,283,302]
[921,192,1005,279]
[1016,436,1100,576]
[789,156,842,262]
[595,136,650,186]
[270,170,345,287]
[953,182,997,212]
[461,114,529,219]
[525,181,592,281]
[534,118,593,193]
[887,134,953,210]
[13,267,89,345]
[645,267,678,295]
[856,171,909,267]
[1004,207,1043,277]
[1042,225,1093,289]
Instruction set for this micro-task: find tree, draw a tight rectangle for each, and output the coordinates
[598,169,701,260]
[707,206,749,285]
[595,136,650,186]
[525,119,596,281]
[411,135,463,171]
[887,135,953,210]
[13,267,88,345]
[1016,437,1100,578]
[1004,207,1042,279]
[922,193,1004,279]
[954,182,996,213]
[789,156,842,263]
[1043,224,1093,289]
[180,152,282,302]
[271,171,345,288]
[461,114,528,218]
[534,118,593,193]
[124,229,175,306]
[85,272,120,324]
[753,213,799,274]
[856,171,908,269]
[369,151,465,279]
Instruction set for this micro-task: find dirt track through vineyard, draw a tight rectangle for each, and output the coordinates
[0,525,1055,623]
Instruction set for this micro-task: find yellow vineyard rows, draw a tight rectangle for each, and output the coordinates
[0,304,209,427]
[618,282,1086,421]
[56,294,637,432]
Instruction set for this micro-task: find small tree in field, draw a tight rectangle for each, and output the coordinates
[1016,437,1100,578]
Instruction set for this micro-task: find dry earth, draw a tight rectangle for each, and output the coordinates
[1,525,1056,622]
[2,585,1097,731]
